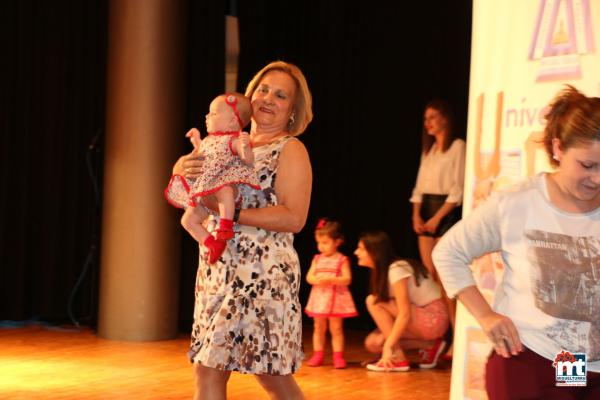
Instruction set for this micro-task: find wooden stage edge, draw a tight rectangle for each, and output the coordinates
[0,325,451,399]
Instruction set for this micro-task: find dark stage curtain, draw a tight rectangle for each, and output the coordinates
[1,0,471,332]
[0,0,226,330]
[176,1,227,332]
[236,1,472,329]
[0,1,108,325]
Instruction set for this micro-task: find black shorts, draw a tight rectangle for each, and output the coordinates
[419,194,461,238]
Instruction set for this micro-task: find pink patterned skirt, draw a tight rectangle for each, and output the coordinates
[408,298,449,340]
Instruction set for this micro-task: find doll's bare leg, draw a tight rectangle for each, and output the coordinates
[182,204,226,264]
[213,185,237,241]
[181,205,210,243]
[214,185,236,220]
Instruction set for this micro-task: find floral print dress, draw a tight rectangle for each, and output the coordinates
[188,135,304,375]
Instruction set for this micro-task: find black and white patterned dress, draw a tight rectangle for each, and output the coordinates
[188,135,304,375]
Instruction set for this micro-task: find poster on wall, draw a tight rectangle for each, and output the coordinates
[452,0,600,399]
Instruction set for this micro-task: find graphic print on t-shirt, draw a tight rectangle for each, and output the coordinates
[525,229,600,360]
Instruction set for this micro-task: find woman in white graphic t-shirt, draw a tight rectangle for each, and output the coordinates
[433,85,600,399]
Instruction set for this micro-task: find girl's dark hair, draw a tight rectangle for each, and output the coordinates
[422,98,456,154]
[360,231,429,303]
[314,218,344,240]
[543,85,600,167]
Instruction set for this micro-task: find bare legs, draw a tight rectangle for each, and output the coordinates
[181,186,236,242]
[193,364,304,400]
[181,185,237,263]
[214,185,235,220]
[418,235,455,356]
[418,235,438,281]
[311,317,327,352]
[365,294,407,361]
[193,364,231,400]
[308,317,346,367]
[311,317,344,352]
[364,330,436,354]
[255,374,305,400]
[329,317,344,353]
[181,203,210,243]
[365,295,442,358]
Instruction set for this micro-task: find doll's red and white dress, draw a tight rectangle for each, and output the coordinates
[164,131,260,208]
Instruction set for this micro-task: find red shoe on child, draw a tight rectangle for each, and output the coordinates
[333,352,347,369]
[204,218,237,263]
[216,229,235,241]
[215,218,235,241]
[306,351,324,367]
[203,236,227,264]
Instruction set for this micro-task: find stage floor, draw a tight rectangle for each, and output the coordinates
[0,325,451,399]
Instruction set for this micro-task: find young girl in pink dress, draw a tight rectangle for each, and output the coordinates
[305,218,358,369]
[164,93,260,263]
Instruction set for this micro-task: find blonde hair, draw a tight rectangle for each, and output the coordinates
[543,85,600,166]
[245,61,313,136]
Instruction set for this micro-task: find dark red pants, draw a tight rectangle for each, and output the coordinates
[486,347,600,399]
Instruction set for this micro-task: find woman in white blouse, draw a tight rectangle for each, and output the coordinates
[410,99,465,357]
[410,99,466,280]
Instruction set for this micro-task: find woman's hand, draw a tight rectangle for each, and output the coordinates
[423,216,441,234]
[457,286,524,358]
[372,342,405,370]
[412,215,425,234]
[176,153,204,178]
[173,128,204,178]
[425,202,457,233]
[479,311,523,358]
[378,344,396,367]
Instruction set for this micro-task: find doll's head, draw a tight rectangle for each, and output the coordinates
[314,218,344,256]
[206,93,252,133]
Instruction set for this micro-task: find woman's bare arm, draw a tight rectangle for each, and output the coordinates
[237,138,312,233]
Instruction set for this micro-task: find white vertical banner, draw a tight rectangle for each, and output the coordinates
[453,1,600,399]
